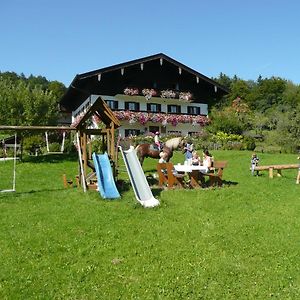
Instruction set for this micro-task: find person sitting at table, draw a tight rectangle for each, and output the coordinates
[201,149,213,174]
[159,152,179,177]
[159,151,167,163]
[192,151,201,166]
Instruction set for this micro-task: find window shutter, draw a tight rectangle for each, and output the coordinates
[177,105,181,113]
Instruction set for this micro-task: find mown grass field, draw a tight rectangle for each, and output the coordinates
[0,150,299,299]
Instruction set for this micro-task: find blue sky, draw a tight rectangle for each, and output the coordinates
[1,0,300,86]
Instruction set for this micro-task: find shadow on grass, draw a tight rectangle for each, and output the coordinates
[13,187,75,195]
[222,180,239,187]
[117,177,164,198]
[22,153,78,164]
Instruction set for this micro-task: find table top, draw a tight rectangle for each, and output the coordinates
[174,164,208,173]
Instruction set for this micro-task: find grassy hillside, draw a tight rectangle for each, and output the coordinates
[0,151,299,299]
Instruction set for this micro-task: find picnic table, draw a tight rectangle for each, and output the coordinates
[174,161,228,188]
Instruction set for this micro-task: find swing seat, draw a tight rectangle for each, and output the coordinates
[45,131,66,155]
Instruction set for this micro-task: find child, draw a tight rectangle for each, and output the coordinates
[251,153,259,176]
[154,131,161,151]
[192,151,201,166]
[159,151,167,164]
[184,140,193,165]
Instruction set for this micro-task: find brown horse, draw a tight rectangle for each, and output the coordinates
[135,136,185,165]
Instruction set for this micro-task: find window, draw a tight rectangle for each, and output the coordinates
[149,126,159,134]
[187,106,200,115]
[125,129,140,137]
[125,102,140,111]
[188,132,198,136]
[167,105,181,113]
[147,103,161,112]
[105,100,118,110]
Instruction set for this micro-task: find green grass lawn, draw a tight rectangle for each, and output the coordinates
[0,151,299,299]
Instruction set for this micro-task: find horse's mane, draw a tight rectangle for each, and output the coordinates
[165,136,183,150]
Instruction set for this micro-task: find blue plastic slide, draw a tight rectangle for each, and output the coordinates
[92,152,120,199]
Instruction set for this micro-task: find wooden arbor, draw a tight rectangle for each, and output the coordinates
[72,96,120,188]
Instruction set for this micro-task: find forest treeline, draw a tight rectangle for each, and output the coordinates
[210,73,300,153]
[0,71,299,153]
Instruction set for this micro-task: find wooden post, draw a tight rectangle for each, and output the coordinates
[269,167,274,178]
[111,122,115,161]
[63,174,68,188]
[88,136,92,160]
[106,128,110,157]
[82,131,87,177]
[63,174,73,188]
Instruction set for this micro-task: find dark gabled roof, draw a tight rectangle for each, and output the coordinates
[60,53,228,112]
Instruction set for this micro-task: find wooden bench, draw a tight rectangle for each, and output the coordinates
[254,164,299,178]
[157,162,186,189]
[201,161,228,187]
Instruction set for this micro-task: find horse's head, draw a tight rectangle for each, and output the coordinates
[165,136,183,151]
[179,137,186,150]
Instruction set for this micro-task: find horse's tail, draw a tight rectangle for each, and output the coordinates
[135,145,141,157]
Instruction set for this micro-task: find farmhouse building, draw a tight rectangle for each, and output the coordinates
[60,53,228,136]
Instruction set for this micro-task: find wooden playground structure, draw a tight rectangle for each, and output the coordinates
[0,96,120,192]
[71,96,120,191]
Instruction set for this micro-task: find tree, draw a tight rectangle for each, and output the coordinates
[213,72,233,90]
[282,81,300,109]
[247,77,287,112]
[0,77,59,126]
[275,105,300,152]
[206,106,247,135]
[48,81,67,100]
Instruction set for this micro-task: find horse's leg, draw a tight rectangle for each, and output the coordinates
[139,156,144,166]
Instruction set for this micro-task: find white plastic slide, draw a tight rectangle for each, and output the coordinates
[119,146,160,208]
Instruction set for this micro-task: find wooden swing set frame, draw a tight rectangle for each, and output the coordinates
[0,96,120,193]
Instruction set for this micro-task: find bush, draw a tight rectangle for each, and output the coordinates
[48,142,61,152]
[22,135,44,155]
[63,136,77,153]
[242,136,256,151]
